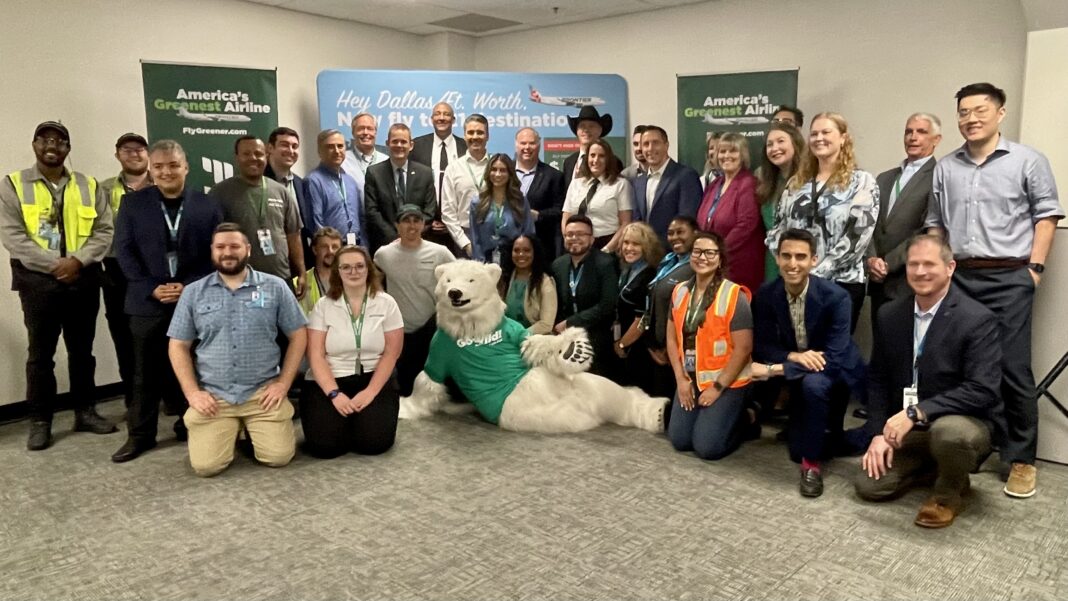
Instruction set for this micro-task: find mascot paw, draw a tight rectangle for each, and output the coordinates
[398,396,420,420]
[522,327,592,376]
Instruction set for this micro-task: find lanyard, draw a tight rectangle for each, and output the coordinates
[313,269,327,298]
[704,181,725,228]
[344,288,370,373]
[253,177,268,224]
[652,253,689,286]
[334,173,347,202]
[463,158,485,191]
[619,260,647,290]
[492,203,506,235]
[912,315,932,386]
[569,263,584,313]
[160,201,184,242]
[683,280,714,333]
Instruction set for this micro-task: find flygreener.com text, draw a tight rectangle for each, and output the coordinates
[181,126,248,136]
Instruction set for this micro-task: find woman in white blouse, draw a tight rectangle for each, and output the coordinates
[302,245,404,458]
[561,139,633,252]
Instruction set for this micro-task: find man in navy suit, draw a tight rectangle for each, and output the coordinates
[752,228,865,498]
[856,234,1004,528]
[364,123,437,255]
[111,140,223,463]
[632,126,703,245]
[265,127,311,268]
[514,127,565,258]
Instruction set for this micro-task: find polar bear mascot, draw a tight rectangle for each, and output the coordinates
[399,260,668,433]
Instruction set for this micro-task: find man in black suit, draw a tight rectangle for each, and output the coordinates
[561,106,622,191]
[411,102,467,202]
[856,234,1003,528]
[363,123,436,255]
[265,127,311,268]
[514,127,564,258]
[551,215,618,377]
[867,113,941,317]
[752,229,865,498]
[111,140,223,462]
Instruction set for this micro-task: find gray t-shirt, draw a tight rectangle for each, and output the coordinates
[210,176,302,280]
[374,239,455,332]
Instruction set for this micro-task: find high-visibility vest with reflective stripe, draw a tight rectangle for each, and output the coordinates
[102,173,126,216]
[296,268,323,315]
[8,169,98,252]
[670,278,752,391]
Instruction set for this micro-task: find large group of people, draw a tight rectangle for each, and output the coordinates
[1,81,1061,529]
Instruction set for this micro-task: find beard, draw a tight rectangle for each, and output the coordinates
[214,254,249,276]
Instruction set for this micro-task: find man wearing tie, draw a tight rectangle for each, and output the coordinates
[632,125,703,245]
[411,103,467,254]
[363,124,436,255]
[867,113,941,319]
[514,127,565,258]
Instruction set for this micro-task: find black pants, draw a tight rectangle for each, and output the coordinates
[752,374,850,463]
[101,258,134,407]
[128,313,187,442]
[398,318,436,397]
[300,372,399,458]
[835,281,865,335]
[12,262,100,423]
[954,266,1036,463]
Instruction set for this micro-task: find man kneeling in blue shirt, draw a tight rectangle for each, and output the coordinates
[167,222,307,477]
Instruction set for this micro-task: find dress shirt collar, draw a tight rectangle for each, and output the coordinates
[913,292,947,320]
[900,154,934,172]
[647,159,670,178]
[787,278,810,304]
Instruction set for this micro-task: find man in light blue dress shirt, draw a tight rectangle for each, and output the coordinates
[306,129,364,247]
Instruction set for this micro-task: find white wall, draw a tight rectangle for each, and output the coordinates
[474,0,1028,173]
[0,0,430,406]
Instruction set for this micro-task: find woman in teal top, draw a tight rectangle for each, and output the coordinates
[499,235,557,334]
[756,122,805,282]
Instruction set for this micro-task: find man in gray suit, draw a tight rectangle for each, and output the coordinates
[867,112,942,317]
[364,123,437,255]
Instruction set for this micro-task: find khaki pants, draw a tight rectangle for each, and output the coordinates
[184,389,295,477]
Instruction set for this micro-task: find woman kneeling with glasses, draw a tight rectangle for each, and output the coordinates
[303,245,404,458]
[665,232,756,460]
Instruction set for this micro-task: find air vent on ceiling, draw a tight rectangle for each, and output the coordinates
[428,13,522,33]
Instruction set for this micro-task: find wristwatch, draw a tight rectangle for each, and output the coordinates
[1028,262,1045,274]
[711,381,725,392]
[327,389,341,400]
[905,405,926,425]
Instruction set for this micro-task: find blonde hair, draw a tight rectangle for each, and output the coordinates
[790,112,856,192]
[716,132,751,171]
[617,221,665,266]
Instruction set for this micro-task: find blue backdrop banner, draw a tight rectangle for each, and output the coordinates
[316,70,629,170]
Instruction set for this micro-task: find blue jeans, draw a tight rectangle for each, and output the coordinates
[668,385,749,460]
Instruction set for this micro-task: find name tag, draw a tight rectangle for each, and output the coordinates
[346,233,357,246]
[684,349,696,373]
[257,228,276,256]
[902,386,918,410]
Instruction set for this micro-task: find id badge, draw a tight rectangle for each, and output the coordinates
[612,322,622,340]
[39,222,59,250]
[491,248,501,265]
[684,349,697,373]
[247,287,266,308]
[902,386,919,410]
[165,251,178,277]
[346,233,357,246]
[257,228,276,256]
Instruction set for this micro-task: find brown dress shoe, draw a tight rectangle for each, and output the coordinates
[914,496,961,528]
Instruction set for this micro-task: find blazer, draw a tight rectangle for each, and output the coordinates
[551,251,619,365]
[751,275,864,388]
[632,159,703,245]
[697,169,765,293]
[522,160,566,257]
[363,160,437,254]
[410,133,467,168]
[264,164,309,238]
[114,186,223,317]
[503,273,558,335]
[869,158,936,298]
[562,150,624,192]
[867,285,1005,438]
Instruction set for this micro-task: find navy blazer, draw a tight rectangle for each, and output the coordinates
[867,285,1005,438]
[632,159,703,244]
[114,187,223,317]
[522,160,565,257]
[751,275,864,388]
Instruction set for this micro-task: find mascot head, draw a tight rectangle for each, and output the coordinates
[434,260,506,340]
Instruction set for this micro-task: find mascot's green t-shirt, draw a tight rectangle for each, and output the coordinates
[423,317,531,424]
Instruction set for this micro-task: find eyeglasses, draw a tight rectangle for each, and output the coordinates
[118,146,146,155]
[34,136,69,148]
[339,264,368,273]
[957,106,993,121]
[691,248,720,259]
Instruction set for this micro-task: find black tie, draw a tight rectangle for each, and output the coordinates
[578,179,599,216]
[396,168,406,200]
[437,141,448,210]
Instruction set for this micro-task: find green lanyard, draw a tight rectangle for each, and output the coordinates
[344,288,369,374]
[463,158,484,191]
[253,177,268,224]
[683,284,713,333]
[334,173,346,202]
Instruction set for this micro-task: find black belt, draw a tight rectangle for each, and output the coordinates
[955,258,1028,270]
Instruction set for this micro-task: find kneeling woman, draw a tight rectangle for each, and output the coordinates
[666,232,754,460]
[303,245,404,458]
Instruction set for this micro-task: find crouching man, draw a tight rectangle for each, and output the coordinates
[167,223,307,477]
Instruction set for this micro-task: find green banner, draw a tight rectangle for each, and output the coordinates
[676,69,798,176]
[141,61,278,193]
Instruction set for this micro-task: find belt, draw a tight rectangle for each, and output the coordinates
[955,258,1028,270]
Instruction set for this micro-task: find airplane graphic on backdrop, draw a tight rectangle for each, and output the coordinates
[702,115,769,126]
[528,85,605,107]
[177,107,252,122]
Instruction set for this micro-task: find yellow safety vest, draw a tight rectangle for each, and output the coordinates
[105,173,126,216]
[8,169,98,252]
[296,268,324,315]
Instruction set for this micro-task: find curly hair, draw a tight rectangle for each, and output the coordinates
[789,112,856,193]
[616,221,665,267]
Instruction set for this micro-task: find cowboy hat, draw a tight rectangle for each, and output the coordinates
[567,106,613,137]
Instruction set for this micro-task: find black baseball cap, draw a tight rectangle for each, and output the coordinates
[34,121,70,141]
[115,132,148,148]
[397,204,426,220]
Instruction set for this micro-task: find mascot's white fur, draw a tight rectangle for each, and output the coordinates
[399,260,668,433]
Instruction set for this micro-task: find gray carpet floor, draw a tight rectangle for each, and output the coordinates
[1,398,1067,601]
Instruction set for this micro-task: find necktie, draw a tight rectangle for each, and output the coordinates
[437,141,448,210]
[578,179,599,216]
[396,168,406,200]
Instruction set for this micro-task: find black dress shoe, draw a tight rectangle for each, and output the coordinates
[800,469,824,498]
[73,408,119,434]
[852,407,870,419]
[174,418,188,442]
[111,438,157,463]
[27,421,53,451]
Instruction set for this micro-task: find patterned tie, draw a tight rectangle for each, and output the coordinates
[578,179,599,216]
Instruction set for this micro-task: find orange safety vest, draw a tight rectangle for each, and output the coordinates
[670,278,752,391]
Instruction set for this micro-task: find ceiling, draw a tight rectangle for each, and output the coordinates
[243,0,712,36]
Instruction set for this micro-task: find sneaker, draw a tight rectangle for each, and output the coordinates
[1003,463,1037,498]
